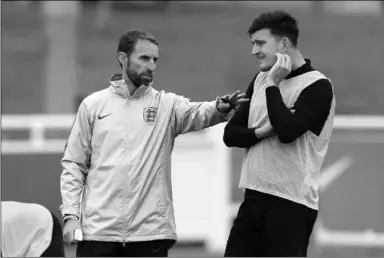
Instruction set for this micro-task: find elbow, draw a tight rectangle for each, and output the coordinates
[275,128,296,144]
[223,138,234,147]
[277,133,298,144]
[278,136,295,144]
[223,126,234,147]
[223,133,233,147]
[272,122,300,144]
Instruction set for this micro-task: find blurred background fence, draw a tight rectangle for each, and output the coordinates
[2,1,384,257]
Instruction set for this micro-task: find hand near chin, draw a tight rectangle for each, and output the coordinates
[266,53,292,86]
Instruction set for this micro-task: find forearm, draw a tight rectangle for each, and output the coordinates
[265,79,333,143]
[60,160,87,219]
[60,101,92,219]
[265,86,305,142]
[223,123,260,148]
[176,100,228,135]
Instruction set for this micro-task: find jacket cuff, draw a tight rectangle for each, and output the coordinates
[63,214,79,223]
[215,97,235,120]
[59,204,81,220]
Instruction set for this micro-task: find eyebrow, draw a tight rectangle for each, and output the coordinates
[252,39,266,44]
[140,54,159,59]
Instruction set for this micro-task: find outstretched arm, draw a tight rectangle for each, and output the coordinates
[171,91,249,136]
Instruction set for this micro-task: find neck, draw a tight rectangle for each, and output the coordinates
[122,71,139,96]
[288,49,306,70]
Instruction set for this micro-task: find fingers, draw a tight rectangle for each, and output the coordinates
[276,53,288,65]
[69,239,79,245]
[235,98,249,104]
[228,92,246,102]
[283,54,291,71]
[277,53,286,67]
[63,231,74,244]
[287,55,292,71]
[65,233,79,245]
[219,90,249,112]
[259,122,274,138]
[221,94,230,101]
[275,53,283,67]
[277,53,291,71]
[280,53,287,66]
[234,93,247,99]
[228,90,240,100]
[63,224,80,245]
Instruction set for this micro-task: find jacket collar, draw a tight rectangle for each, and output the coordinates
[109,73,152,98]
[285,58,314,79]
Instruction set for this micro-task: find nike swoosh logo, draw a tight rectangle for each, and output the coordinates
[98,113,112,120]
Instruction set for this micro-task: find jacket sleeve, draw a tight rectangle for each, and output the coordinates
[60,101,92,219]
[171,94,231,136]
[223,75,261,148]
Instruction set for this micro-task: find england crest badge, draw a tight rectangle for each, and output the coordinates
[143,107,158,125]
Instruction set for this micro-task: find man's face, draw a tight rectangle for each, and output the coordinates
[250,29,281,72]
[124,39,159,87]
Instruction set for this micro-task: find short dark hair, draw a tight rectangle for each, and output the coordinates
[247,10,299,47]
[117,29,159,68]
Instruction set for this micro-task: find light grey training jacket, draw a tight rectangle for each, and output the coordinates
[60,73,230,243]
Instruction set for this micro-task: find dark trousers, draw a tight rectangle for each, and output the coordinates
[76,239,175,257]
[41,211,65,257]
[224,189,318,257]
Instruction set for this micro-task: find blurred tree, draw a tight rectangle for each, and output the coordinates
[42,1,80,114]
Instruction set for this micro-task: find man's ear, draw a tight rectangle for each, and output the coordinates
[278,37,290,54]
[118,52,127,67]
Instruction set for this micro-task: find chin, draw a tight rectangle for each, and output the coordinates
[260,65,272,72]
[142,80,152,86]
[259,60,273,72]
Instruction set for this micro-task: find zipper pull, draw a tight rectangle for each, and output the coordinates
[122,240,126,247]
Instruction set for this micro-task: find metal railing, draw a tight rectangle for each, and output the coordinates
[2,114,384,252]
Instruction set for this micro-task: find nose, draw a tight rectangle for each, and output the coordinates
[252,44,259,55]
[147,60,156,71]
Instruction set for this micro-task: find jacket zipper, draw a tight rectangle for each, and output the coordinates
[122,101,131,248]
[122,156,128,248]
[122,190,127,247]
